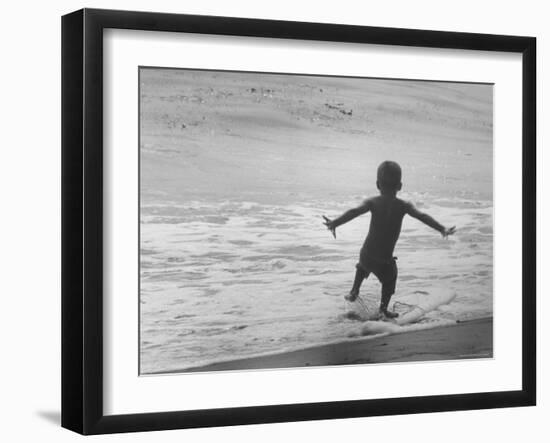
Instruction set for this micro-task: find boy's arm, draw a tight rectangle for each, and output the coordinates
[405,201,456,237]
[323,199,372,238]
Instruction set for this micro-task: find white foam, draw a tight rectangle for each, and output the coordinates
[357,290,457,337]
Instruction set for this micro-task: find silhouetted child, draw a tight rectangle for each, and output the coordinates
[323,161,455,319]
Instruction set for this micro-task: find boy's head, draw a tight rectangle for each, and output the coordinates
[376,161,402,193]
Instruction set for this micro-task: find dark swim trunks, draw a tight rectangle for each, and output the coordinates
[356,253,398,297]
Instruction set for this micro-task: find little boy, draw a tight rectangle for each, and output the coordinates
[323,161,455,319]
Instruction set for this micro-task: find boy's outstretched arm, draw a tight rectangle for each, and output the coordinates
[323,199,372,238]
[405,201,456,238]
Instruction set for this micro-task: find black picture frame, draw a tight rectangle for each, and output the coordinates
[61,8,536,435]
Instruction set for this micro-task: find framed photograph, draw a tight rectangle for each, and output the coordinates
[61,8,536,435]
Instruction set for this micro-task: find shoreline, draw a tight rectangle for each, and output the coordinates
[150,317,493,375]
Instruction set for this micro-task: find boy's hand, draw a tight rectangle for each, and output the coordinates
[322,215,336,239]
[442,226,456,238]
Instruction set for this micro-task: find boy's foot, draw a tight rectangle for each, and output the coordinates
[345,291,359,302]
[380,309,399,319]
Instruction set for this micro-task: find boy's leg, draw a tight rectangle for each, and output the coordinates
[377,260,398,318]
[346,265,368,301]
[380,289,398,318]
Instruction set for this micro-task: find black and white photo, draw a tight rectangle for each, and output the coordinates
[139,68,493,374]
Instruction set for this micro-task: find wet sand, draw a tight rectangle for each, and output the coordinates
[161,317,492,373]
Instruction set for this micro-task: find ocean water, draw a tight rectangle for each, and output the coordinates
[140,194,492,373]
[139,69,493,374]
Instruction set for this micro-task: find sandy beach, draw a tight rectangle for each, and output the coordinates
[155,317,492,374]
